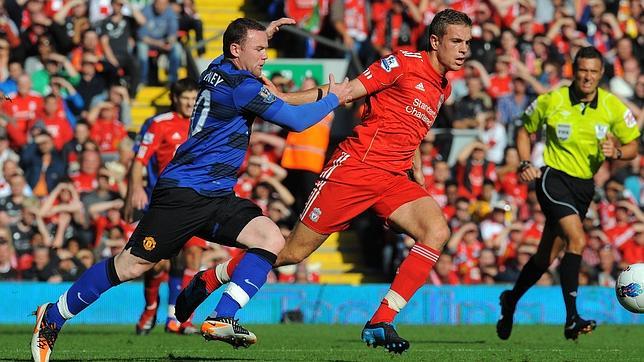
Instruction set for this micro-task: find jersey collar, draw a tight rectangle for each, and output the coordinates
[568,85,598,109]
[423,51,449,89]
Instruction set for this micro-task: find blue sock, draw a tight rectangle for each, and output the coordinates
[211,249,276,319]
[45,258,120,329]
[167,275,182,320]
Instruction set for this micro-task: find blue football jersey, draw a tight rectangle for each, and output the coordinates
[157,59,289,197]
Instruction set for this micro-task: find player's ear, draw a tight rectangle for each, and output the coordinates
[429,34,440,52]
[230,42,242,58]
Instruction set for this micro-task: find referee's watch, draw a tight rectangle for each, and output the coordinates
[616,148,623,160]
[518,160,532,172]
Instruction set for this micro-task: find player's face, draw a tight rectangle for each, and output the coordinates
[234,29,268,77]
[573,57,603,97]
[175,90,197,118]
[433,24,471,72]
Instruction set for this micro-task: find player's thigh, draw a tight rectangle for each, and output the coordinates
[276,222,329,266]
[196,195,282,253]
[377,178,449,248]
[125,187,214,263]
[300,150,382,235]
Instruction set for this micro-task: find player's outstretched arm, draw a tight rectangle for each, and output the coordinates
[266,17,296,40]
[262,75,368,106]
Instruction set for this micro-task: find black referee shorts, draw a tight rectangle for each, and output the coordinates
[125,187,263,262]
[536,166,595,221]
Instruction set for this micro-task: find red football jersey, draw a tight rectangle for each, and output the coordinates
[135,112,190,172]
[343,51,451,173]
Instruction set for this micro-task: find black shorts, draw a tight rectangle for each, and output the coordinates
[125,187,263,262]
[536,166,595,221]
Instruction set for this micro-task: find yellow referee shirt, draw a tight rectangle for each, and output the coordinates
[521,86,640,179]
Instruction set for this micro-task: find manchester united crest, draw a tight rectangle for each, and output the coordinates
[143,236,156,251]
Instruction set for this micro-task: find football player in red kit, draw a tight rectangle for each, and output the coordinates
[124,78,207,335]
[177,9,472,353]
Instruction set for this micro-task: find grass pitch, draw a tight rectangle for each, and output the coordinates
[2,324,642,361]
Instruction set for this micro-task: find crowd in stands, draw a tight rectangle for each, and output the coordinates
[0,0,643,288]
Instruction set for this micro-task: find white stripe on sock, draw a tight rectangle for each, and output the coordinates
[411,245,439,262]
[224,282,250,308]
[383,290,407,312]
[58,291,75,319]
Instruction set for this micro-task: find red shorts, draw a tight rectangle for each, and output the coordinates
[300,150,429,234]
[184,236,208,250]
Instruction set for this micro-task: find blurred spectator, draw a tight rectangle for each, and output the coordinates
[0,128,19,177]
[87,101,127,156]
[56,247,85,281]
[1,74,43,149]
[137,0,182,85]
[428,253,460,285]
[0,61,23,95]
[31,52,80,95]
[479,111,507,163]
[0,227,17,280]
[618,222,644,267]
[371,0,423,57]
[0,173,32,225]
[456,141,497,200]
[98,0,146,95]
[76,53,110,111]
[329,0,372,66]
[75,248,94,269]
[19,130,66,197]
[446,222,483,284]
[22,246,60,282]
[39,182,87,248]
[496,243,536,283]
[173,0,204,56]
[70,148,101,194]
[453,74,492,129]
[39,93,75,150]
[61,121,91,174]
[595,245,620,287]
[0,159,32,198]
[52,0,90,46]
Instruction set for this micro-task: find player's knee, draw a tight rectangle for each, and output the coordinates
[567,237,586,253]
[419,223,451,250]
[257,233,285,256]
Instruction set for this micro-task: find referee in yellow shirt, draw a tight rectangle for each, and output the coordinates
[497,47,640,341]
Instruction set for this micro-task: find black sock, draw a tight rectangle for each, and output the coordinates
[510,257,547,305]
[559,252,581,323]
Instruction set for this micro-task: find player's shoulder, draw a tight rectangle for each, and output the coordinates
[379,50,423,72]
[203,59,255,89]
[151,112,176,123]
[598,87,627,109]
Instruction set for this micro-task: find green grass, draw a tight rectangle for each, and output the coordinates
[4,324,643,361]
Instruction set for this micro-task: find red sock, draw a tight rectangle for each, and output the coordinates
[199,252,245,293]
[143,270,166,309]
[370,244,440,324]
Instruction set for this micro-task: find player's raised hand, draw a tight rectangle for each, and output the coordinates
[266,17,296,40]
[327,74,352,105]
